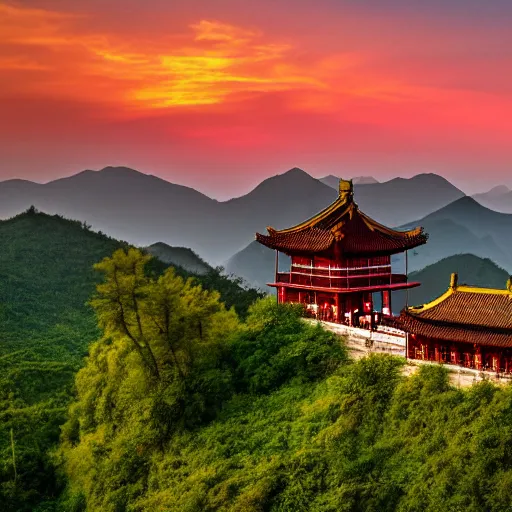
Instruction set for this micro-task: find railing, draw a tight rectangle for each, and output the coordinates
[276,271,408,289]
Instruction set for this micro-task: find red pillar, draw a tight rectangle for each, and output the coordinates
[474,347,482,370]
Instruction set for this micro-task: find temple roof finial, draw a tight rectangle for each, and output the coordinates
[339,179,353,199]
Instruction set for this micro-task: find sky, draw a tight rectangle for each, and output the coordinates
[1,0,511,199]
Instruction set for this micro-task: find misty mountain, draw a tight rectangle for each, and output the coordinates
[391,254,510,314]
[351,173,466,227]
[472,185,512,213]
[0,166,337,264]
[146,242,212,275]
[404,197,512,271]
[322,173,465,226]
[399,217,511,274]
[0,167,467,264]
[320,175,379,188]
[224,240,290,291]
[0,167,222,258]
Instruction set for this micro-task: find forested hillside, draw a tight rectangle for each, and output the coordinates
[4,212,512,512]
[0,210,261,511]
[0,209,123,510]
[57,260,512,511]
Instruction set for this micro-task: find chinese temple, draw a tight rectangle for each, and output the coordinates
[398,273,512,372]
[255,179,428,328]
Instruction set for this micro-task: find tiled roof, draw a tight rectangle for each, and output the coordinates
[255,179,427,256]
[332,213,427,255]
[407,287,512,330]
[399,315,512,348]
[256,228,334,253]
[399,281,512,347]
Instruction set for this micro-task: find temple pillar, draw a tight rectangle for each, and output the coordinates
[474,346,482,370]
[382,290,391,316]
[450,346,456,365]
[335,293,340,323]
[492,353,500,373]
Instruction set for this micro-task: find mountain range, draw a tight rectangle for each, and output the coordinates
[0,166,467,264]
[401,196,512,273]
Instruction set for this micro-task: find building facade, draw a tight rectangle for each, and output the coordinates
[255,179,428,328]
[398,273,512,371]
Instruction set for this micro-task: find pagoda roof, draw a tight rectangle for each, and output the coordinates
[255,179,427,256]
[398,274,512,347]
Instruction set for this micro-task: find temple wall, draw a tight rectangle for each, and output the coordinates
[407,335,512,372]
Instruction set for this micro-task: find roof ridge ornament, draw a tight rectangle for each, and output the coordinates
[338,179,353,201]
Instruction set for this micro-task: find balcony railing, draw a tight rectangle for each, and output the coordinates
[276,271,408,289]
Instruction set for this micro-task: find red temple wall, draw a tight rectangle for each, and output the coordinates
[286,255,394,290]
[408,334,512,372]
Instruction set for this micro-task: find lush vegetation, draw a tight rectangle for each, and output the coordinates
[0,210,261,511]
[57,249,512,512]
[4,213,512,511]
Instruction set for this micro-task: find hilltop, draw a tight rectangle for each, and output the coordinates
[146,242,212,275]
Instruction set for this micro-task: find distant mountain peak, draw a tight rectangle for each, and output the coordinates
[352,176,379,185]
[486,185,510,197]
[98,165,141,174]
[472,184,512,214]
[320,175,379,189]
[280,167,312,179]
[146,242,212,275]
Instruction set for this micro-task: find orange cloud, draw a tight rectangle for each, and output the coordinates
[0,2,332,111]
[3,0,491,128]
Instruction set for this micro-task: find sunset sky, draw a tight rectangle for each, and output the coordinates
[1,0,511,198]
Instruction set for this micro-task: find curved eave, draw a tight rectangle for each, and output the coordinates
[255,229,428,256]
[255,230,334,254]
